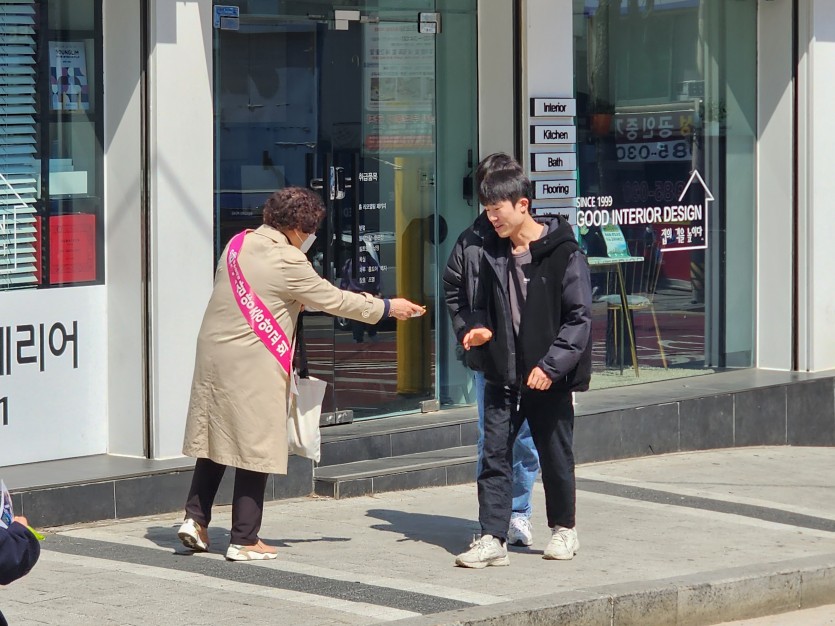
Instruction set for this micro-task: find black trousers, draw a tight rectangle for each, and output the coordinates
[184,458,269,545]
[478,382,576,539]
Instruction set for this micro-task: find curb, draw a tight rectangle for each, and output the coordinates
[392,553,835,625]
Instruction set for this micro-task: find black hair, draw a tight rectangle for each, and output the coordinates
[474,152,522,188]
[477,165,532,207]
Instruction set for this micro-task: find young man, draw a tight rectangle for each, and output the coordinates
[443,153,542,547]
[455,157,592,568]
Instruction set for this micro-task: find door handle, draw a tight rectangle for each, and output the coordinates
[314,167,345,200]
[331,166,346,201]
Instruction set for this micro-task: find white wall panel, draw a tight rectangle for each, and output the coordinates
[104,0,145,456]
[798,0,835,371]
[148,0,214,457]
[756,0,793,370]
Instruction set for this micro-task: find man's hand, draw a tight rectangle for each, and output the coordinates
[526,366,553,391]
[462,328,492,350]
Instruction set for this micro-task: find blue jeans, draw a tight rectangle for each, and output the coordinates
[474,371,540,519]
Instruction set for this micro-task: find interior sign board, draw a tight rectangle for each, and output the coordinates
[531,125,576,145]
[530,98,576,117]
[534,180,577,200]
[531,152,577,172]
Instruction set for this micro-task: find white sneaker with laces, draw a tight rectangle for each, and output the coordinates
[454,534,510,569]
[543,526,579,560]
[177,518,209,553]
[507,516,534,546]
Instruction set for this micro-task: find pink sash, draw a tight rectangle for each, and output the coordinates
[227,230,293,375]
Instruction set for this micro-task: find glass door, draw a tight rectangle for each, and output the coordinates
[213,3,442,419]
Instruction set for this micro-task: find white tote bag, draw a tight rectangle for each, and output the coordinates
[287,373,327,462]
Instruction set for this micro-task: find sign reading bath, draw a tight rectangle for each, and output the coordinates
[531,152,577,172]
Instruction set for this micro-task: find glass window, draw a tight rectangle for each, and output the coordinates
[573,0,756,388]
[0,0,103,290]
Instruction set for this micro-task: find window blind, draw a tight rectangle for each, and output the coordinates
[0,0,38,289]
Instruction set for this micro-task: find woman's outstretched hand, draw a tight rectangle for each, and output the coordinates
[388,298,426,320]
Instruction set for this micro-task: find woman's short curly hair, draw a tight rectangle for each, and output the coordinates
[262,187,326,234]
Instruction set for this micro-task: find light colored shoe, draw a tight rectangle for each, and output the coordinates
[225,539,278,562]
[543,526,579,560]
[454,534,509,569]
[508,516,534,547]
[177,518,209,553]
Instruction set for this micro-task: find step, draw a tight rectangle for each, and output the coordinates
[314,445,477,499]
[318,406,478,467]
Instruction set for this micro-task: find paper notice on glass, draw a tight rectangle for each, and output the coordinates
[49,41,90,111]
[0,480,13,530]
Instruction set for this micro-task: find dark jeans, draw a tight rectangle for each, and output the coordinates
[184,458,269,545]
[478,382,576,539]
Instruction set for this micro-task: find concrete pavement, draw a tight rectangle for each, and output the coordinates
[3,446,835,625]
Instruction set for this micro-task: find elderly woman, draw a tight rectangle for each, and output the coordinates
[178,187,424,561]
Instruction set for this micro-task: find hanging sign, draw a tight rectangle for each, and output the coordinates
[530,125,576,145]
[531,152,577,172]
[213,5,239,30]
[530,98,576,117]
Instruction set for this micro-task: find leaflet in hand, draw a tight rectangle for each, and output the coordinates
[0,480,13,530]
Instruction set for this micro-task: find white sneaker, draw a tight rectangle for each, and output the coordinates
[225,540,278,562]
[454,534,510,569]
[177,518,209,553]
[543,526,579,560]
[507,516,534,546]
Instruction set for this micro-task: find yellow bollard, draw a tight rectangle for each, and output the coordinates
[395,156,432,395]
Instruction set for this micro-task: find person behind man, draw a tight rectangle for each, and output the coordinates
[442,153,541,547]
[1,515,41,626]
[454,157,592,568]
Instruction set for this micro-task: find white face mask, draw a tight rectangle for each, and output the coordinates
[297,231,316,254]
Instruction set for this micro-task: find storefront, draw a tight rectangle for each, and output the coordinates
[211,1,479,419]
[2,0,834,475]
[565,0,758,387]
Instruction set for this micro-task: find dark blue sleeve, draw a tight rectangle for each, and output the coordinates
[538,250,593,380]
[0,522,40,586]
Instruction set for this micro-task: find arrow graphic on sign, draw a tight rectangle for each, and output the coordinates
[674,169,714,252]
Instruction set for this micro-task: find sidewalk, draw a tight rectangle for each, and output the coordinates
[4,446,835,625]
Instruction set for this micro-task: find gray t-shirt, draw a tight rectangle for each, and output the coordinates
[508,248,532,338]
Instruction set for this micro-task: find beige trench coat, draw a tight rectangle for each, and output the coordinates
[182,225,385,474]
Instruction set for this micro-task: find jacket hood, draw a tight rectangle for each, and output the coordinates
[471,210,492,240]
[530,215,577,259]
[482,214,577,260]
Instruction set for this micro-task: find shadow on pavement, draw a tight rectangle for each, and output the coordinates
[143,524,351,556]
[366,509,479,555]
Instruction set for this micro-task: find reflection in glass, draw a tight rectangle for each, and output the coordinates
[574,0,756,388]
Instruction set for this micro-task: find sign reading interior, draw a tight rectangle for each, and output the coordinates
[530,98,577,117]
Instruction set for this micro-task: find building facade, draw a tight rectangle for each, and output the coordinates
[0,0,831,469]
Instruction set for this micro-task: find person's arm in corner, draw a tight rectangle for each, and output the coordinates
[538,251,593,380]
[0,518,40,586]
